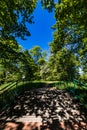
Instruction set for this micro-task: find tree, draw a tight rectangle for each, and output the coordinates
[0,38,21,83]
[48,0,87,80]
[30,46,42,64]
[47,49,79,81]
[29,46,47,79]
[0,0,37,39]
[0,0,37,83]
[29,46,46,65]
[19,50,37,80]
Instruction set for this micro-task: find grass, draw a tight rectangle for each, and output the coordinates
[0,80,87,110]
[0,80,50,110]
[0,82,13,91]
[0,82,17,94]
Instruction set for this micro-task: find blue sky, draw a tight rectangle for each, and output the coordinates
[17,1,55,51]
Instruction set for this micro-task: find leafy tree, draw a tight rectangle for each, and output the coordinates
[40,61,51,80]
[0,0,37,39]
[0,0,37,83]
[0,38,20,83]
[48,0,87,81]
[19,50,37,81]
[29,46,46,65]
[29,46,47,79]
[49,49,79,81]
[30,46,42,64]
[0,0,54,83]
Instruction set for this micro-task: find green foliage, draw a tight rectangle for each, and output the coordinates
[0,0,38,83]
[48,0,87,81]
[30,46,46,65]
[0,0,86,84]
[55,0,87,72]
[41,0,55,12]
[40,62,51,80]
[21,50,37,80]
[48,48,79,81]
[0,45,37,83]
[0,0,37,39]
[79,74,87,82]
[29,46,47,80]
[30,46,43,64]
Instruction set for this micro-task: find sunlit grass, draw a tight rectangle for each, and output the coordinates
[0,80,87,110]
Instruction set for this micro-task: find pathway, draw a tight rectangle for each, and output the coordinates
[0,87,87,130]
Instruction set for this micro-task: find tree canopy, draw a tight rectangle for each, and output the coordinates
[48,0,87,81]
[0,0,37,39]
[0,0,87,83]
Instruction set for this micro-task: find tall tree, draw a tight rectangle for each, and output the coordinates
[29,46,47,79]
[48,0,87,80]
[0,0,37,82]
[19,50,37,80]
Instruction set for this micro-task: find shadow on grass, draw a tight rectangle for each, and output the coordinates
[0,83,87,130]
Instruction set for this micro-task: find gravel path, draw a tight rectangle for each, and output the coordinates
[0,87,87,130]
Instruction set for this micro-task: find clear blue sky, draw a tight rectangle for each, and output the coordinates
[17,1,56,51]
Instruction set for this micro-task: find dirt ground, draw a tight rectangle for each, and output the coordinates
[0,87,87,130]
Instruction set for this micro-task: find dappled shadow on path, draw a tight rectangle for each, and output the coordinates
[0,87,87,130]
